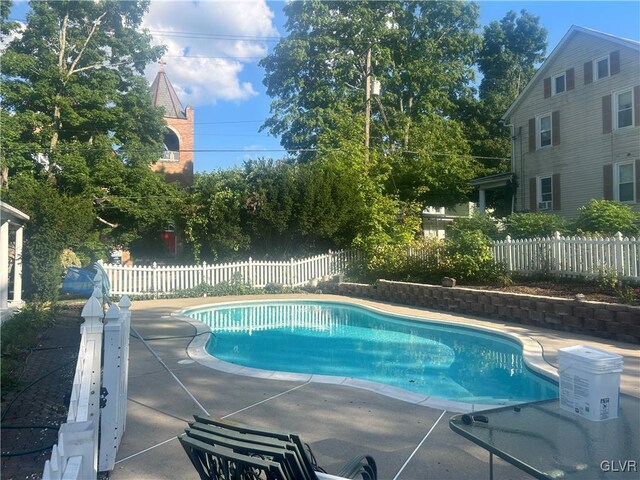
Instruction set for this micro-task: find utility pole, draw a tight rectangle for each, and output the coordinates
[364,45,372,164]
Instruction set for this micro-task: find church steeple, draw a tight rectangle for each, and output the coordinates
[149,62,194,188]
[150,63,187,119]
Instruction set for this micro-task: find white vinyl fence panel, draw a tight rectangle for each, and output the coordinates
[493,232,640,280]
[103,250,359,296]
[44,291,132,480]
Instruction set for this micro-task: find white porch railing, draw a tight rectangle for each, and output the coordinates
[493,232,640,280]
[103,250,358,296]
[43,274,131,479]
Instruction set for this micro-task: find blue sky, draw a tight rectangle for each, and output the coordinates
[7,1,640,173]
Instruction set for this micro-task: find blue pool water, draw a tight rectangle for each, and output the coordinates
[187,301,558,404]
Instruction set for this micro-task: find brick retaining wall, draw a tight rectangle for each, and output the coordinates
[321,280,640,344]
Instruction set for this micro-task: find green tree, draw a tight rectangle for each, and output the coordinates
[470,9,547,160]
[260,0,482,204]
[4,175,94,302]
[457,9,546,214]
[182,169,251,262]
[1,0,174,250]
[243,159,301,258]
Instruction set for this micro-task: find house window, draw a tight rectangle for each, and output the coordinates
[552,73,565,95]
[595,55,609,80]
[537,175,553,210]
[537,114,552,148]
[615,162,635,203]
[615,89,633,129]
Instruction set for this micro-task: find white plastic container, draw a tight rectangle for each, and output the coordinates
[558,345,623,421]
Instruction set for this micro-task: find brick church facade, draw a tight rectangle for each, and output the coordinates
[149,65,194,187]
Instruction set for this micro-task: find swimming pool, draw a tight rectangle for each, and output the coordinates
[186,301,558,405]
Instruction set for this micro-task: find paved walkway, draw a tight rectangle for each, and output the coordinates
[110,294,639,480]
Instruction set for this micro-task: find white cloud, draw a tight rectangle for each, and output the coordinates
[142,0,278,106]
[0,22,25,52]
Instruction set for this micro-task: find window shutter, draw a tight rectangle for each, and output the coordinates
[529,118,536,152]
[636,159,640,203]
[634,85,640,126]
[529,178,537,211]
[552,111,560,146]
[603,164,613,200]
[610,50,620,75]
[566,68,575,91]
[552,174,561,211]
[584,61,593,84]
[543,77,551,98]
[602,95,612,134]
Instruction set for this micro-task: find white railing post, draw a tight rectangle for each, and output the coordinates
[99,303,122,472]
[248,257,253,286]
[118,295,131,433]
[92,271,104,306]
[289,258,295,287]
[505,235,513,272]
[614,232,624,277]
[152,262,158,297]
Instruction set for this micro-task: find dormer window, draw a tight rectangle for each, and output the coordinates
[552,73,566,95]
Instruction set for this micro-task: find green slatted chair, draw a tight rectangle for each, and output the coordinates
[187,416,377,480]
[179,435,289,480]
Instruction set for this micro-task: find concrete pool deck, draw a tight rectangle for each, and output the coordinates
[110,294,639,480]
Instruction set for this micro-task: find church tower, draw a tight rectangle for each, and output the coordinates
[149,64,194,187]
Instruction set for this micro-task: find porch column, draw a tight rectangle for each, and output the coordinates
[11,225,24,306]
[0,219,9,310]
[478,189,486,213]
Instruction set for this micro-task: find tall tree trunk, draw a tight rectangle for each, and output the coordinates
[50,12,68,152]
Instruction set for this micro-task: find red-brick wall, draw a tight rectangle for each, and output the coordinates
[151,106,194,187]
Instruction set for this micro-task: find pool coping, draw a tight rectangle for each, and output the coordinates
[173,297,560,413]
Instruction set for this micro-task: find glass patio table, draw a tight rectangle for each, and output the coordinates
[449,394,639,479]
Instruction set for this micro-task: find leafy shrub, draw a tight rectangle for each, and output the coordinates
[353,237,444,283]
[1,304,56,395]
[442,230,509,284]
[446,213,503,241]
[60,249,82,269]
[504,212,567,239]
[572,200,640,237]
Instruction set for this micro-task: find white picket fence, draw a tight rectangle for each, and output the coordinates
[43,275,131,479]
[103,250,358,296]
[493,231,640,280]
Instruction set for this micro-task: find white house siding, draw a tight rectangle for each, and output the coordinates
[507,29,640,218]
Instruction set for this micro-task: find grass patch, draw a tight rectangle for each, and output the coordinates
[1,304,57,398]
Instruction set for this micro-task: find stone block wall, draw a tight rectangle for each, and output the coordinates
[321,280,640,344]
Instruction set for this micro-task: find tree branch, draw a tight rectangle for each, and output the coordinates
[72,60,129,75]
[96,215,118,228]
[67,11,107,77]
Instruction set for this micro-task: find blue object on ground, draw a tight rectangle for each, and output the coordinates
[61,262,110,298]
[61,267,95,297]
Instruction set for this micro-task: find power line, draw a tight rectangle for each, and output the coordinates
[3,144,507,161]
[163,54,264,60]
[147,30,280,42]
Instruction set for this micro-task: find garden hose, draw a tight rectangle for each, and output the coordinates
[138,330,213,341]
[1,425,61,457]
[1,358,77,457]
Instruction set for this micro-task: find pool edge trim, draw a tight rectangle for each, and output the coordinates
[174,296,559,413]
